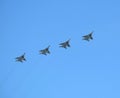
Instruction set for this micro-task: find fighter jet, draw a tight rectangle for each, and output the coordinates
[82,31,93,41]
[59,39,71,49]
[15,53,26,62]
[39,45,50,55]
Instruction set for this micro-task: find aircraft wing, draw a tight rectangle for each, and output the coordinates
[59,42,65,45]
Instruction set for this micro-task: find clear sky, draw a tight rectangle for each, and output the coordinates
[0,0,120,98]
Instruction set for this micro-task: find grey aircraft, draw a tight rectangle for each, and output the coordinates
[15,53,26,62]
[39,45,50,55]
[82,31,93,41]
[59,39,71,49]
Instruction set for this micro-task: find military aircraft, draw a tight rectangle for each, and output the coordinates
[59,39,71,49]
[82,31,93,41]
[39,45,50,55]
[15,53,26,62]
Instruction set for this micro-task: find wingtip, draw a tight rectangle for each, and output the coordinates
[48,45,50,48]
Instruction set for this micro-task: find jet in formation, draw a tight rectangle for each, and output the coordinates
[59,39,71,49]
[15,53,26,62]
[39,45,50,55]
[82,31,93,41]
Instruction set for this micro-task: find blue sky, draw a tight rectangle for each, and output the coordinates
[0,0,120,98]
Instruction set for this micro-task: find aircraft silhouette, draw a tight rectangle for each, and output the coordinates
[59,39,71,49]
[39,45,50,55]
[82,31,93,41]
[15,53,26,62]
